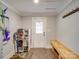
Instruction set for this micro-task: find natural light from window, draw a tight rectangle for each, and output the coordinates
[36,22,43,34]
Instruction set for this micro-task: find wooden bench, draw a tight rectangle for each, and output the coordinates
[51,40,79,59]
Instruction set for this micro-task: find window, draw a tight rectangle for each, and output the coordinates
[36,22,43,34]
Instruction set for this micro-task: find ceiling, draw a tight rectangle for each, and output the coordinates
[1,0,72,16]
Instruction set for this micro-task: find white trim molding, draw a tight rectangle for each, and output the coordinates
[58,0,73,15]
[0,0,20,15]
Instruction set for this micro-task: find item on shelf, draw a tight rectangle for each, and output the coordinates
[4,29,10,41]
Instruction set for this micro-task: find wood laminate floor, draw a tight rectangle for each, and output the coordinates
[24,48,58,59]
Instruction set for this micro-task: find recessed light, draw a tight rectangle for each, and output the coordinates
[34,0,39,4]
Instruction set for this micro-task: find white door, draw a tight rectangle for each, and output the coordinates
[32,17,47,48]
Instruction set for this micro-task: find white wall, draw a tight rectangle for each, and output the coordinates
[22,17,32,29]
[56,0,79,54]
[46,17,56,48]
[3,9,22,59]
[22,16,56,48]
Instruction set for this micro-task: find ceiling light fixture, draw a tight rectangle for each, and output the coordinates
[34,0,39,4]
